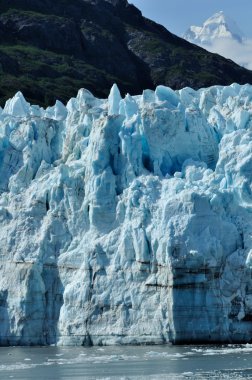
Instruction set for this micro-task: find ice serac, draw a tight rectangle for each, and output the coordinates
[1,83,252,346]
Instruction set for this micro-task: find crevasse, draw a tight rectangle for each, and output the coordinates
[0,83,252,345]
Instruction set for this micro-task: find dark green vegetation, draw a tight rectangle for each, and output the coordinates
[1,0,252,106]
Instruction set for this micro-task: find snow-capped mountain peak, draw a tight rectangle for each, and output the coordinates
[184,11,244,45]
[182,11,252,70]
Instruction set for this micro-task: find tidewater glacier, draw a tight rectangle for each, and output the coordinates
[0,83,252,345]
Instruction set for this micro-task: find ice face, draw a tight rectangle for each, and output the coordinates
[0,83,252,346]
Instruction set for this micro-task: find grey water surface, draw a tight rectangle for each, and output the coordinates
[0,344,252,379]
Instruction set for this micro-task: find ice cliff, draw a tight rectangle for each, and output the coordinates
[1,83,252,346]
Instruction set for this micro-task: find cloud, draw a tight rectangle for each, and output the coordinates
[200,38,252,70]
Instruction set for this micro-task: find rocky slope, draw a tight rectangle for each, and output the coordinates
[1,0,252,106]
[0,83,252,345]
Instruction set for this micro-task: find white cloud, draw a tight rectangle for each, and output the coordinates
[200,38,252,70]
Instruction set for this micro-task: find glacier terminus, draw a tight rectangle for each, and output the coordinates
[0,83,252,346]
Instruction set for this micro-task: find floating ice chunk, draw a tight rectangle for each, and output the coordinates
[3,91,30,117]
[108,83,122,115]
[183,372,194,376]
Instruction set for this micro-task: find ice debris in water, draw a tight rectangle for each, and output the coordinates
[0,83,252,346]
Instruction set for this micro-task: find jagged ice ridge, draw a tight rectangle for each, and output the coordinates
[0,83,252,345]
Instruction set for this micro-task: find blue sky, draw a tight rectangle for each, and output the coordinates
[130,0,252,37]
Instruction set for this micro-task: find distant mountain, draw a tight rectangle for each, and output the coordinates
[1,2,252,106]
[183,12,252,69]
[183,11,244,45]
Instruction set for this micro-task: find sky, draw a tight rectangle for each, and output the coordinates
[130,0,252,38]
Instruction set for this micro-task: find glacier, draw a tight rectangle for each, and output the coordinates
[0,83,252,346]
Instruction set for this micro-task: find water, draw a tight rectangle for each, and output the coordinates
[0,344,252,379]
